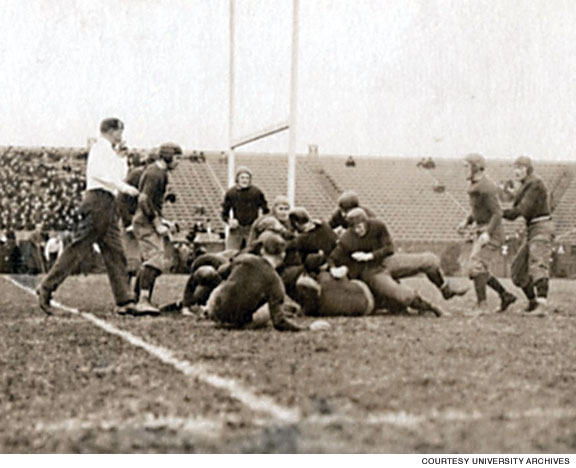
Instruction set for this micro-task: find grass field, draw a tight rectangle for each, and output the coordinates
[1,273,576,453]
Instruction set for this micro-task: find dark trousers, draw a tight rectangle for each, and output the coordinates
[41,190,134,306]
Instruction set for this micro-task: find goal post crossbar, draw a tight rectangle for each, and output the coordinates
[231,121,290,150]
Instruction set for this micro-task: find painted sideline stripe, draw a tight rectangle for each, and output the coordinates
[3,275,300,424]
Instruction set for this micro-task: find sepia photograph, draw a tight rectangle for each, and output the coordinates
[0,0,575,458]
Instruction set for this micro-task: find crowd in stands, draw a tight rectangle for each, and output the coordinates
[0,147,86,232]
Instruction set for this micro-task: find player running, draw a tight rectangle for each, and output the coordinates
[503,156,554,316]
[457,153,517,316]
[36,118,139,315]
[131,143,181,315]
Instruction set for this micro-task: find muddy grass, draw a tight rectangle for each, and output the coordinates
[1,274,576,453]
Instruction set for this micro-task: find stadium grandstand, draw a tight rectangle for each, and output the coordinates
[1,145,576,278]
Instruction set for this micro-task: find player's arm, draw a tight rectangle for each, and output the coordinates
[485,194,502,238]
[370,224,395,262]
[268,281,303,332]
[221,191,232,223]
[258,190,270,215]
[503,180,543,220]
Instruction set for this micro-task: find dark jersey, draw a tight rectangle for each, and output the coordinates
[503,174,551,223]
[221,185,269,227]
[466,175,504,241]
[330,219,395,279]
[286,221,338,266]
[211,253,295,330]
[134,164,168,224]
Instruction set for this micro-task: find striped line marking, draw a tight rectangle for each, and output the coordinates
[3,275,300,425]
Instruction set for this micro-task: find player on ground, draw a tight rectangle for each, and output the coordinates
[331,208,467,316]
[503,156,554,316]
[222,166,269,250]
[328,191,375,232]
[131,143,181,315]
[457,153,517,316]
[36,118,139,315]
[206,232,303,331]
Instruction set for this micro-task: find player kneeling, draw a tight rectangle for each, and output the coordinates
[206,232,304,331]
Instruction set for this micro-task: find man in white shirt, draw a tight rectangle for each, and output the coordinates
[36,118,141,316]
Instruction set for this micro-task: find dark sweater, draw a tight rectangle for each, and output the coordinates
[466,175,504,241]
[134,164,168,224]
[221,185,269,227]
[211,253,299,331]
[286,221,338,266]
[503,174,550,223]
[330,219,395,279]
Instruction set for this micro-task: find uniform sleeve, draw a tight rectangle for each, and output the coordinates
[138,172,160,219]
[503,181,543,220]
[329,210,342,229]
[371,223,395,262]
[267,275,302,332]
[259,190,269,215]
[221,190,232,222]
[330,241,350,267]
[485,193,503,237]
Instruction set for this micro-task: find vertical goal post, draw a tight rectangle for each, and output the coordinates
[227,0,300,207]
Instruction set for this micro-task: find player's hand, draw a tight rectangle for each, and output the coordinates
[156,223,169,236]
[477,232,490,246]
[457,220,468,235]
[123,185,139,197]
[330,265,349,279]
[228,219,239,229]
[163,219,177,233]
[351,251,374,262]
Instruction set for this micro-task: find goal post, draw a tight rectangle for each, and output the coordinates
[227,0,300,207]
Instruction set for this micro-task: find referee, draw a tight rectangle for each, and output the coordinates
[36,118,140,315]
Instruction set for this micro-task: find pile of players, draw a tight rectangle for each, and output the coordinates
[36,118,555,330]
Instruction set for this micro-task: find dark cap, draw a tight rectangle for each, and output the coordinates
[338,191,360,211]
[289,207,311,228]
[464,153,486,171]
[259,231,286,256]
[100,118,124,134]
[346,207,368,226]
[513,155,533,172]
[159,143,182,169]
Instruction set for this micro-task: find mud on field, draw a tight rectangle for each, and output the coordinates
[1,274,576,453]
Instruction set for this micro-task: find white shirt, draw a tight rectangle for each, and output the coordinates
[86,137,129,196]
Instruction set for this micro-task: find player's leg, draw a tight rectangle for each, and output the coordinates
[97,219,137,314]
[385,252,467,300]
[225,226,244,251]
[364,270,445,317]
[511,241,537,310]
[132,222,169,314]
[525,222,554,316]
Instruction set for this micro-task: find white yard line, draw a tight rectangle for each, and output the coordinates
[3,275,300,425]
[35,415,223,438]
